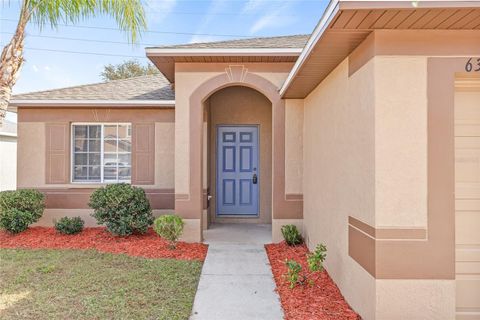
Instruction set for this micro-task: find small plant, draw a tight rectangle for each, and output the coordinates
[153,215,185,249]
[89,183,153,236]
[0,189,45,233]
[55,216,84,235]
[285,259,302,289]
[284,243,328,288]
[307,243,327,272]
[281,224,303,246]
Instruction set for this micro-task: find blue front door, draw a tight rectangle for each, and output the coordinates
[216,126,259,216]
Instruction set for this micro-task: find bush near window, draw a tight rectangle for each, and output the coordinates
[153,215,185,249]
[0,189,45,233]
[281,224,303,246]
[55,216,85,235]
[89,183,153,236]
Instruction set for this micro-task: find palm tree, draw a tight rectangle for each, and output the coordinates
[0,0,146,125]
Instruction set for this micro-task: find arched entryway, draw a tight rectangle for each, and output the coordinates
[174,70,302,241]
[205,86,272,226]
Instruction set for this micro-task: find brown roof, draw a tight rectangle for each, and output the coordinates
[11,74,174,101]
[148,34,310,49]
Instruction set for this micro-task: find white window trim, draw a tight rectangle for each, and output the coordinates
[71,122,132,184]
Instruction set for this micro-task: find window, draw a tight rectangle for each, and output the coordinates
[72,123,132,183]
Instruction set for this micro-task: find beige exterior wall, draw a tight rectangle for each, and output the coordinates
[16,108,176,226]
[303,58,376,319]
[174,63,294,196]
[207,86,272,224]
[0,135,17,191]
[285,99,303,195]
[374,56,428,228]
[303,54,459,319]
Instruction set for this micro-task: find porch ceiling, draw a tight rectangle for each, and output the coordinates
[280,0,480,99]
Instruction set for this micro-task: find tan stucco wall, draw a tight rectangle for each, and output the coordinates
[374,56,428,228]
[0,135,17,191]
[285,99,303,195]
[17,111,175,190]
[207,86,272,224]
[174,63,293,196]
[303,54,457,319]
[17,122,45,188]
[16,108,176,226]
[303,58,376,319]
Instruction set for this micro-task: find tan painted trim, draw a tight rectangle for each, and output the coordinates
[348,57,472,279]
[348,216,427,240]
[131,123,155,185]
[285,193,304,201]
[39,188,175,209]
[18,108,175,123]
[177,70,303,220]
[45,123,69,184]
[11,100,175,107]
[349,30,480,76]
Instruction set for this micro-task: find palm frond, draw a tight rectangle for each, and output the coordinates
[28,0,146,42]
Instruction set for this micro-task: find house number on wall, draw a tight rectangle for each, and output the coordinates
[465,58,480,72]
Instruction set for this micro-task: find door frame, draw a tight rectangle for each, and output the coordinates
[215,124,260,217]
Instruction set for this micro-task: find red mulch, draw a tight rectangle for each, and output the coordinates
[265,242,360,320]
[0,227,208,261]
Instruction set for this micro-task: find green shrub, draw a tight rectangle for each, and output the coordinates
[307,244,327,272]
[281,224,303,246]
[88,183,153,236]
[0,189,45,233]
[55,216,84,235]
[285,259,302,289]
[284,243,328,289]
[153,215,185,249]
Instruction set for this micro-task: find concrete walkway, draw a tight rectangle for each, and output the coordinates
[190,224,284,320]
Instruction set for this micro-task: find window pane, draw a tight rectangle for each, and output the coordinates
[74,126,87,139]
[118,154,131,166]
[74,139,88,152]
[104,153,117,166]
[118,140,131,153]
[104,166,118,181]
[88,140,101,152]
[88,126,101,139]
[104,125,117,140]
[118,125,130,139]
[104,140,117,153]
[88,166,101,180]
[88,153,101,166]
[73,166,88,180]
[74,153,88,166]
[118,167,131,180]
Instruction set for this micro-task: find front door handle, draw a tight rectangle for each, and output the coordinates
[252,173,258,184]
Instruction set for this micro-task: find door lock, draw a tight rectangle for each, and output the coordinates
[252,173,258,184]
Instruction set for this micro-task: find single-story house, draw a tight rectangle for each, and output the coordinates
[0,119,17,191]
[7,0,480,319]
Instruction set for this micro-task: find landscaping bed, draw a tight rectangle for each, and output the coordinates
[0,248,202,320]
[265,242,360,320]
[0,227,207,261]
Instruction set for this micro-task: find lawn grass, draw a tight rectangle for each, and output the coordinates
[0,249,203,320]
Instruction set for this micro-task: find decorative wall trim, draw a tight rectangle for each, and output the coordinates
[177,71,303,221]
[39,188,175,210]
[348,57,473,280]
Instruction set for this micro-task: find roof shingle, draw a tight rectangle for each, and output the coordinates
[149,34,309,49]
[12,74,174,101]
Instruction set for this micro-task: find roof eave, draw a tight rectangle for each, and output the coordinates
[145,48,303,57]
[279,0,341,97]
[9,99,176,108]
